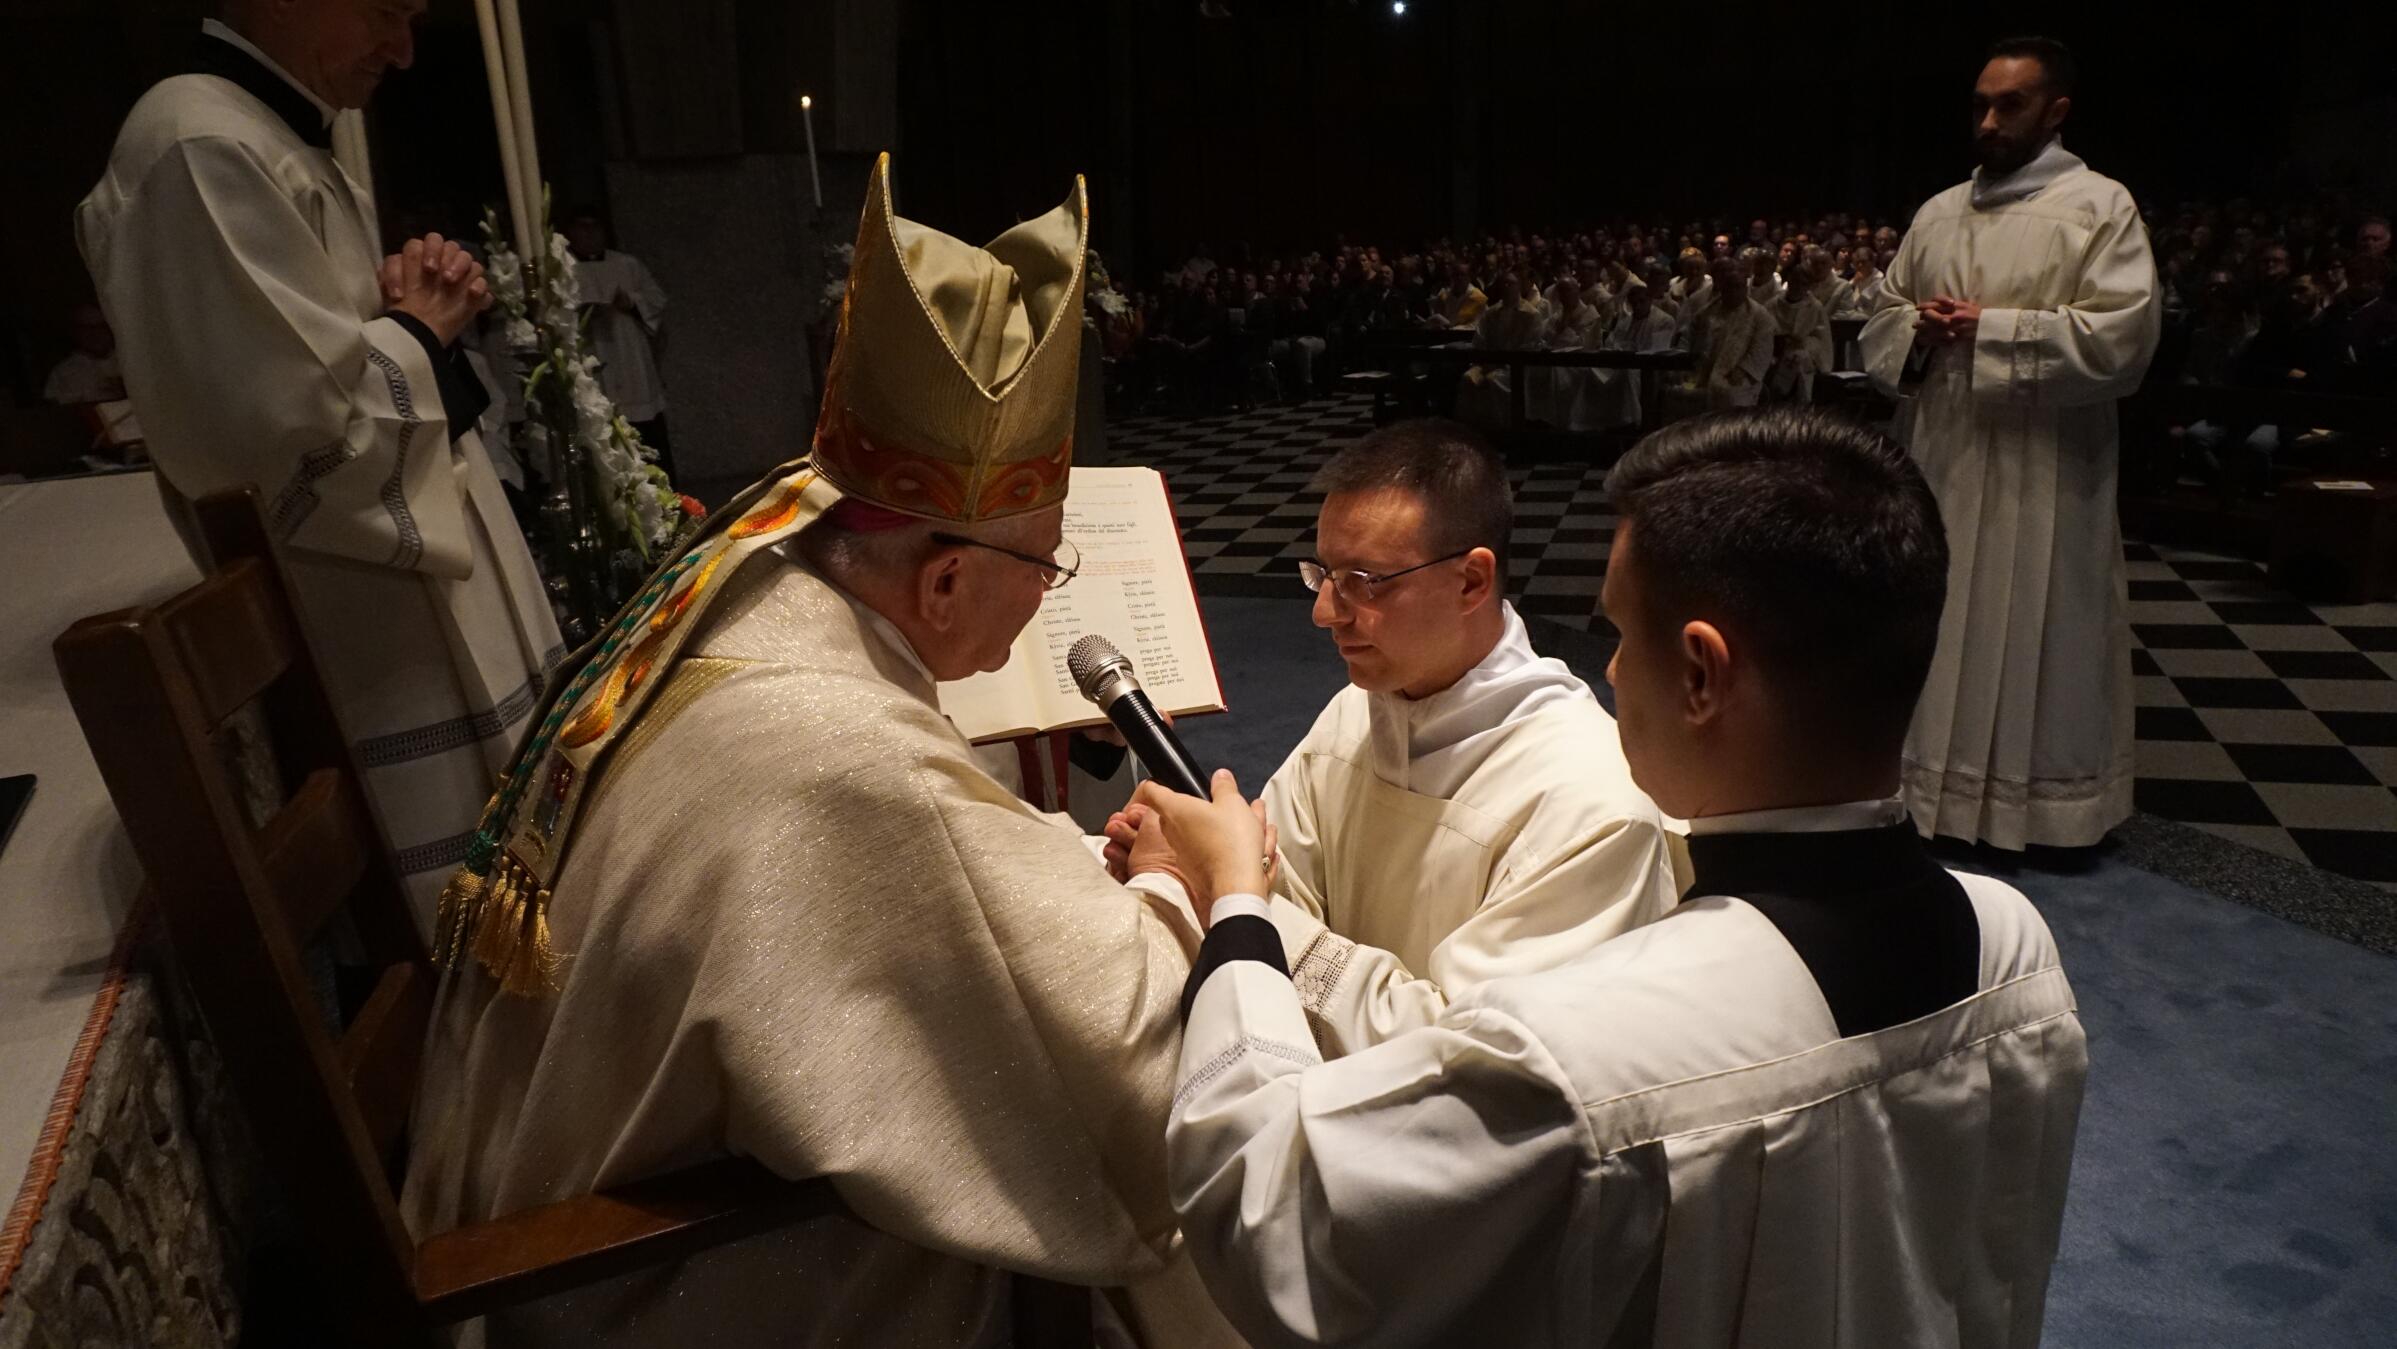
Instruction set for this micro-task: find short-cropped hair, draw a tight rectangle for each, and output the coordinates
[1607,407,1950,755]
[1988,35,2077,98]
[1312,418,1513,582]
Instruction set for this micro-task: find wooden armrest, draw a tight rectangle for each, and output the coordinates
[412,1158,840,1322]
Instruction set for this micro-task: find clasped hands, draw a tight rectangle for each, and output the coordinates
[1103,771,1277,926]
[1913,294,1982,348]
[378,233,494,348]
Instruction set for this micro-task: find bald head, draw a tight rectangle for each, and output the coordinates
[799,505,1068,682]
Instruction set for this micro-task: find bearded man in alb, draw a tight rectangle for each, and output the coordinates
[1861,36,2159,849]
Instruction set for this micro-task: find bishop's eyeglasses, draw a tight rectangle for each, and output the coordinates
[932,533,1082,590]
[1297,549,1472,605]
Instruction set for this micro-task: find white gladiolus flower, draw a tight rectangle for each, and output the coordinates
[572,376,613,430]
[629,480,666,544]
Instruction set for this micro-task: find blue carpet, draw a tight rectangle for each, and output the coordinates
[1180,595,2397,1348]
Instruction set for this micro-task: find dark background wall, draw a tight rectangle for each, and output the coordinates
[6,0,2390,444]
[897,0,2375,272]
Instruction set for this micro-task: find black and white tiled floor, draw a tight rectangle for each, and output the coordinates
[1109,391,2397,894]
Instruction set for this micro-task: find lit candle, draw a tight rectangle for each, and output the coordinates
[800,93,823,209]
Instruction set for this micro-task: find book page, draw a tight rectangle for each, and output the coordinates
[940,466,1226,743]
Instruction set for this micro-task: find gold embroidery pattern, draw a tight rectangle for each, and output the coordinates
[727,471,818,539]
[557,530,749,749]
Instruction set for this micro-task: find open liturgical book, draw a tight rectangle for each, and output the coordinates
[938,467,1227,743]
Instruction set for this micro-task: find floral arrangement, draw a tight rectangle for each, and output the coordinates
[483,198,703,630]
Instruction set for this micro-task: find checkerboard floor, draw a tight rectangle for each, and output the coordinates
[1111,392,2397,892]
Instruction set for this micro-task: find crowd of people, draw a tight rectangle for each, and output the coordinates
[1094,196,2397,431]
[2153,203,2395,493]
[1096,214,1898,420]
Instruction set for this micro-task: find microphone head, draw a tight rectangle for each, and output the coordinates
[1067,634,1134,700]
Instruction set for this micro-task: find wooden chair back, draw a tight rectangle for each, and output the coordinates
[55,487,440,1337]
[53,487,1091,1344]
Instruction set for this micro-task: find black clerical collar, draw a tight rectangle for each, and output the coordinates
[1684,824,1942,907]
[1686,824,1981,1039]
[192,29,333,150]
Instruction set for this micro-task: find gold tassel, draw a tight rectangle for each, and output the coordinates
[432,866,486,968]
[498,886,560,997]
[472,861,523,978]
[524,887,560,994]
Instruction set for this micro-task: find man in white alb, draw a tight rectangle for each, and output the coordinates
[1139,407,2088,1347]
[1578,281,1678,430]
[1113,420,1679,1057]
[565,207,672,470]
[1862,36,2160,849]
[78,0,561,930]
[1687,257,1775,409]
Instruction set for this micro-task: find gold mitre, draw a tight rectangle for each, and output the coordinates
[813,153,1089,524]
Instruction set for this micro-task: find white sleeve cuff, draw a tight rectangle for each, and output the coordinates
[1207,893,1271,928]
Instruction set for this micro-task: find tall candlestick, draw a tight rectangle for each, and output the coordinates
[472,0,532,258]
[800,93,823,209]
[496,0,544,247]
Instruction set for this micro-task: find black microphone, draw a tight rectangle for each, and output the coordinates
[1067,635,1211,797]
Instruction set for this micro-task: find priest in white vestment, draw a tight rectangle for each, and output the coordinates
[1861,38,2159,849]
[1666,249,1714,347]
[1687,261,1775,409]
[1107,421,1678,1059]
[1529,278,1603,427]
[404,157,1238,1348]
[1140,408,2087,1348]
[1457,273,1546,424]
[565,208,672,462]
[1765,272,1832,405]
[1742,246,1785,305]
[78,3,561,931]
[1803,246,1843,312]
[1832,252,1886,325]
[1581,283,1679,430]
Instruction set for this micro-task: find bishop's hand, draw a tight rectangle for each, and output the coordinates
[1129,771,1271,927]
[1107,799,1277,895]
